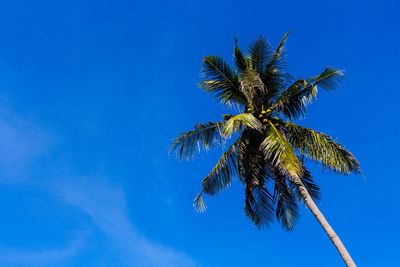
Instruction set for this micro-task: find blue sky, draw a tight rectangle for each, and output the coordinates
[0,0,398,266]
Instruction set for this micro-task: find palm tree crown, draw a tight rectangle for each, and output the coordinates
[170,32,360,231]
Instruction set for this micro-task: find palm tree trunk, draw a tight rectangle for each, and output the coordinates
[292,176,356,267]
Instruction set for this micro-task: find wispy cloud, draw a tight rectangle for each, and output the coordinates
[0,111,53,181]
[56,177,198,267]
[0,103,198,266]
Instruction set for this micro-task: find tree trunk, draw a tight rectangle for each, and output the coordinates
[292,176,356,267]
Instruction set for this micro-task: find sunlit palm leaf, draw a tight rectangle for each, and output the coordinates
[284,122,360,174]
[222,113,263,137]
[260,122,303,179]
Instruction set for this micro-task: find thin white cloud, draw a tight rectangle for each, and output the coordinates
[55,176,198,267]
[0,103,199,267]
[0,101,54,181]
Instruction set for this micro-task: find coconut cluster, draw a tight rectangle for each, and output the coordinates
[257,109,271,124]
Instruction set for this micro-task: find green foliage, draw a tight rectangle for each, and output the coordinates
[244,185,275,229]
[248,36,273,75]
[199,55,247,107]
[170,121,225,160]
[171,32,360,230]
[234,39,247,72]
[260,122,303,179]
[193,140,240,212]
[222,113,263,137]
[273,171,299,231]
[284,122,360,174]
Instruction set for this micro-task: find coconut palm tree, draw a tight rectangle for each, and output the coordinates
[170,32,360,267]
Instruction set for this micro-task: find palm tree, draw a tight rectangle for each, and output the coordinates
[170,32,360,267]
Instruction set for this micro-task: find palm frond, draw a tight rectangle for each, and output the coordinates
[234,38,247,72]
[307,67,344,91]
[273,172,299,231]
[193,192,206,212]
[201,139,239,196]
[240,68,268,108]
[284,122,360,174]
[271,79,309,120]
[222,113,263,137]
[271,30,290,63]
[248,36,273,74]
[260,122,303,179]
[261,31,293,102]
[169,121,225,160]
[298,67,345,107]
[244,185,275,229]
[199,55,247,107]
[271,67,344,120]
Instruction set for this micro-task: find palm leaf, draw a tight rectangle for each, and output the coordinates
[260,122,303,179]
[199,55,247,107]
[169,121,225,160]
[273,171,299,231]
[201,139,239,195]
[222,113,263,137]
[271,67,344,120]
[307,67,344,91]
[261,31,293,102]
[234,38,247,72]
[271,30,290,64]
[248,36,273,74]
[244,184,275,229]
[271,79,309,120]
[284,122,360,174]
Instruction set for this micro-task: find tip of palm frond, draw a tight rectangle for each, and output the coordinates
[234,36,238,44]
[283,30,291,38]
[193,193,207,212]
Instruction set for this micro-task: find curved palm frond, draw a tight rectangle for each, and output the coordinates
[169,121,225,160]
[201,140,239,195]
[193,139,239,212]
[270,30,290,64]
[300,67,345,107]
[222,113,263,137]
[248,36,273,74]
[273,171,299,231]
[271,67,344,120]
[234,38,248,72]
[284,122,360,174]
[260,122,303,179]
[199,55,247,107]
[244,184,275,229]
[307,67,345,91]
[271,79,308,120]
[260,31,293,102]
